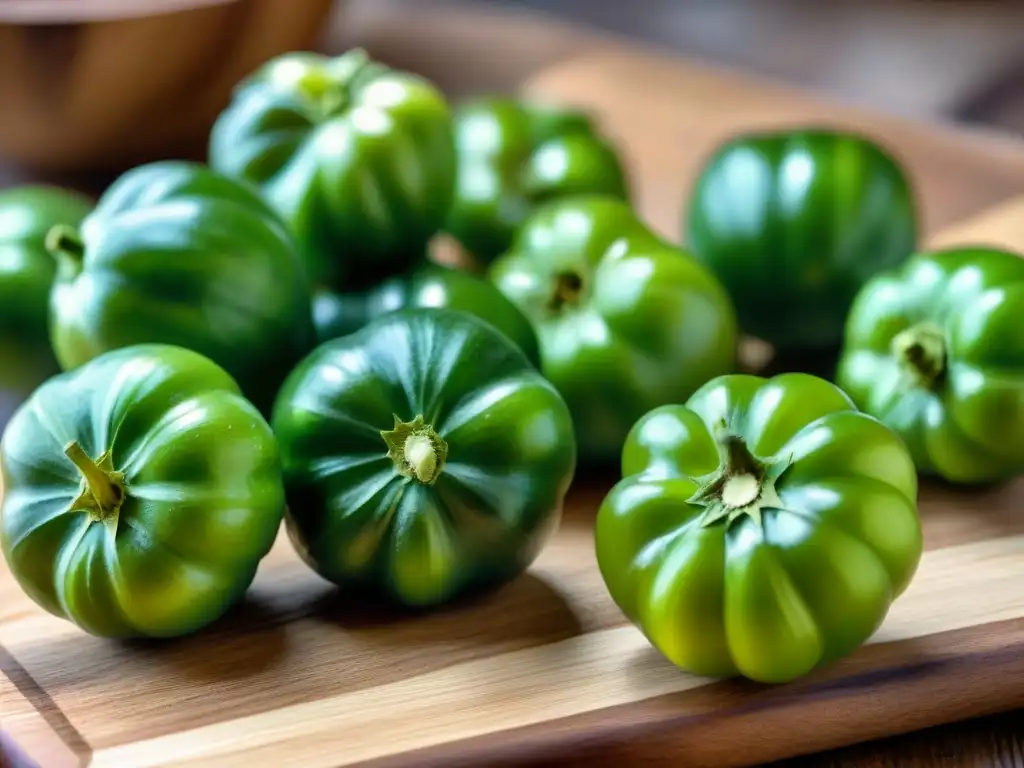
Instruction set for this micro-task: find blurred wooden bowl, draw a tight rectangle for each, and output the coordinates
[0,0,336,172]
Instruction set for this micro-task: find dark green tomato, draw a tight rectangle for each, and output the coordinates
[271,308,576,608]
[685,129,918,351]
[596,372,922,684]
[837,246,1024,484]
[312,262,540,367]
[0,185,93,426]
[47,160,315,416]
[0,344,285,638]
[446,98,629,266]
[209,48,456,289]
[489,196,738,464]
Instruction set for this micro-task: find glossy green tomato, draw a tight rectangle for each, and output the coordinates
[209,48,456,288]
[0,185,92,426]
[47,160,315,416]
[446,98,629,265]
[0,344,285,638]
[271,308,576,607]
[490,196,738,464]
[312,261,540,366]
[837,246,1024,484]
[596,372,922,684]
[685,129,917,351]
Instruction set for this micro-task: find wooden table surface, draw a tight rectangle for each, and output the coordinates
[350,3,1024,766]
[1,2,1023,766]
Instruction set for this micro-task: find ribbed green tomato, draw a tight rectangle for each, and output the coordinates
[0,344,285,639]
[596,372,922,684]
[685,129,917,351]
[0,185,93,426]
[46,160,315,415]
[490,196,738,464]
[209,48,456,288]
[312,262,540,366]
[271,308,576,608]
[837,246,1024,484]
[446,98,629,266]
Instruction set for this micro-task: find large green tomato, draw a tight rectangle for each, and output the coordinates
[685,129,917,351]
[209,48,456,289]
[271,308,576,608]
[446,98,629,266]
[47,160,315,416]
[489,196,738,464]
[0,185,93,425]
[837,246,1024,484]
[312,262,540,366]
[595,372,922,684]
[0,344,285,638]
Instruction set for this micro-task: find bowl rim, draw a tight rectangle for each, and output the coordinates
[0,0,241,23]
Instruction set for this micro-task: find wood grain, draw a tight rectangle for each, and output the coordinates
[928,195,1024,251]
[5,28,1024,768]
[2,471,1024,767]
[0,664,80,768]
[778,708,1024,768]
[522,48,1024,244]
[85,538,1024,768]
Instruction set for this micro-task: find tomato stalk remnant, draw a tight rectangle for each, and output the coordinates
[548,270,584,312]
[891,322,946,388]
[45,224,86,264]
[403,434,438,483]
[64,441,126,522]
[308,48,373,118]
[689,432,786,528]
[381,414,448,485]
[721,473,760,508]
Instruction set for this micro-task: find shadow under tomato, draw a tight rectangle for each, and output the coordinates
[572,458,621,485]
[304,570,584,649]
[558,479,615,530]
[918,472,1021,496]
[118,594,289,682]
[621,612,950,708]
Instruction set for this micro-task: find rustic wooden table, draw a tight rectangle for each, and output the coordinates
[348,4,1024,766]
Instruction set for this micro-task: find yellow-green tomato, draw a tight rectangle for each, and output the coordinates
[595,373,923,683]
[490,196,738,464]
[837,246,1024,484]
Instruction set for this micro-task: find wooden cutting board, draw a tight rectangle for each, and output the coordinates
[521,48,1024,246]
[4,48,1024,768]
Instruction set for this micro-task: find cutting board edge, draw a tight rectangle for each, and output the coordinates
[357,617,1024,768]
[70,530,1024,768]
[0,662,86,768]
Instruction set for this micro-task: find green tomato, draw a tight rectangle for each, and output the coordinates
[271,308,576,608]
[595,372,922,684]
[685,129,918,351]
[489,195,738,464]
[446,98,629,266]
[837,246,1024,484]
[0,185,93,425]
[47,160,315,416]
[0,344,285,638]
[209,48,456,289]
[312,262,540,367]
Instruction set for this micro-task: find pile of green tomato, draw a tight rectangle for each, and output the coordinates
[2,49,1022,686]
